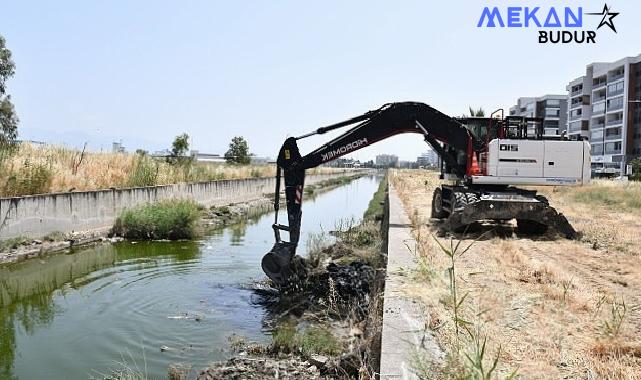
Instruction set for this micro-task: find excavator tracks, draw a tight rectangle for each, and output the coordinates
[433,186,577,239]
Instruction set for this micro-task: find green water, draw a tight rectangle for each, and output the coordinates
[0,175,381,379]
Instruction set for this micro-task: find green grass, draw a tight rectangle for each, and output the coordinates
[112,199,200,240]
[303,174,365,195]
[363,174,387,221]
[0,236,29,251]
[272,323,298,353]
[297,327,342,356]
[271,324,342,357]
[43,231,66,242]
[566,180,641,213]
[127,155,159,187]
[574,188,641,211]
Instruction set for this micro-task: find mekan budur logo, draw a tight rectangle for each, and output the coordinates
[477,3,619,43]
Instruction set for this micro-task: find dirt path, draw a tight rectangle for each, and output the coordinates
[391,170,641,379]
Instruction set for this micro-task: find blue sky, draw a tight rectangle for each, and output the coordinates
[3,1,640,161]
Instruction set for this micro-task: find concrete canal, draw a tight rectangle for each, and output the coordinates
[0,175,381,379]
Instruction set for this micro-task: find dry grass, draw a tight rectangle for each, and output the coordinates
[553,179,641,213]
[391,169,641,380]
[0,143,340,197]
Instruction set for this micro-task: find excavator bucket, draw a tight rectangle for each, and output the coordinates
[261,241,296,286]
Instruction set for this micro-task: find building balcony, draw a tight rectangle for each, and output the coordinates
[591,148,604,155]
[606,118,623,126]
[608,73,625,83]
[568,123,584,133]
[592,82,607,91]
[593,95,606,102]
[592,122,605,129]
[607,88,624,97]
[605,134,622,141]
[607,104,624,112]
[604,149,622,155]
[570,114,582,121]
[570,89,583,96]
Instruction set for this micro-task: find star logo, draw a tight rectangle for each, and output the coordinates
[587,4,619,33]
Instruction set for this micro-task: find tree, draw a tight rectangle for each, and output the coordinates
[630,157,641,181]
[468,106,485,117]
[171,133,190,157]
[0,35,18,157]
[225,136,251,164]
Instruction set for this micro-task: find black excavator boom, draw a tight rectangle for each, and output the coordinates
[261,102,579,286]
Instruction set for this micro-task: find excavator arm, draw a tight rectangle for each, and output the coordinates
[262,102,474,285]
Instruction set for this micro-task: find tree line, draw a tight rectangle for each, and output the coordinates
[0,33,253,166]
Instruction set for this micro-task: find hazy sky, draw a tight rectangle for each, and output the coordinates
[3,1,640,161]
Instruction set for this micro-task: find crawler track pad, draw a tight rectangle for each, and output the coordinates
[261,242,296,286]
[447,196,577,239]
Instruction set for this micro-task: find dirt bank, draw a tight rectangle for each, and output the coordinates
[391,169,641,379]
[196,175,388,379]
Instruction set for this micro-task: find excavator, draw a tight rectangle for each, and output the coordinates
[261,102,591,285]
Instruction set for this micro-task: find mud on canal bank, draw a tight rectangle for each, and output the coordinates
[196,175,389,379]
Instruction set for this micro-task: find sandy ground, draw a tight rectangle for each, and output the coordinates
[391,170,641,380]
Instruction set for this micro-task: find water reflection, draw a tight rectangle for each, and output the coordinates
[0,246,115,379]
[0,241,201,379]
[0,175,381,379]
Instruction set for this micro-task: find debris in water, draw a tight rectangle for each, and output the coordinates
[168,363,191,380]
[308,354,329,368]
[252,259,376,321]
[197,357,320,380]
[167,313,189,320]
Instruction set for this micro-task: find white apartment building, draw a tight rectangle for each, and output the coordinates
[566,53,641,176]
[509,95,568,135]
[417,148,439,167]
[375,154,399,168]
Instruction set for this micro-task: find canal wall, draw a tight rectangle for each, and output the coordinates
[0,172,353,240]
[379,184,444,379]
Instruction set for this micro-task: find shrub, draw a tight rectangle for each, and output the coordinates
[630,157,641,181]
[0,236,28,251]
[271,324,342,357]
[127,156,159,187]
[1,159,52,196]
[272,323,297,353]
[297,327,342,356]
[250,168,262,178]
[113,199,200,240]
